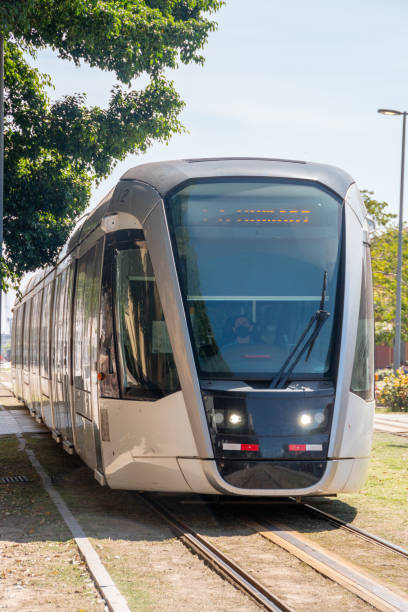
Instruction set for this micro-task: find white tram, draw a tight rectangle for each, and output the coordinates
[11,158,374,495]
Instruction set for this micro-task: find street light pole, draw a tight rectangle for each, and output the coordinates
[395,113,407,371]
[0,34,4,364]
[378,108,407,372]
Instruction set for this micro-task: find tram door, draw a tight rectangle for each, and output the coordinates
[52,265,74,442]
[72,241,103,470]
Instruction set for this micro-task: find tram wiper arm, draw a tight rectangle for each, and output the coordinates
[269,271,330,389]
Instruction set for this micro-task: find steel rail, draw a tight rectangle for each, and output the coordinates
[138,494,293,612]
[293,498,408,560]
[247,517,408,612]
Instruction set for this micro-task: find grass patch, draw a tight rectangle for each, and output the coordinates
[313,432,408,547]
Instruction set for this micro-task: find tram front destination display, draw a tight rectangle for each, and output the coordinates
[11,158,374,496]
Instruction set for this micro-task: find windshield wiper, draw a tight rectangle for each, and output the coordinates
[269,271,330,389]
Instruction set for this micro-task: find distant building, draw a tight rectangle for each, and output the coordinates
[375,343,408,369]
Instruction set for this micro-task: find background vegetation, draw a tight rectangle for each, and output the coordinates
[1,0,223,288]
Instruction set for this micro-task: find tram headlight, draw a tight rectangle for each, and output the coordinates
[203,394,250,433]
[314,411,325,425]
[298,409,327,430]
[228,412,243,425]
[214,411,224,425]
[299,413,313,427]
[211,409,247,430]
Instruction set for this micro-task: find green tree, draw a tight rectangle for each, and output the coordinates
[1,0,223,287]
[361,190,405,346]
[370,226,408,346]
[361,189,396,229]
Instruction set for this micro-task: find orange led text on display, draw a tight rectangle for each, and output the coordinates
[200,208,311,224]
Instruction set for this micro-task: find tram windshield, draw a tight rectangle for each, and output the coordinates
[166,180,343,380]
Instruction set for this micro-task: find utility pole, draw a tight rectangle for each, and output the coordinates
[395,113,407,371]
[0,34,4,363]
[378,108,407,372]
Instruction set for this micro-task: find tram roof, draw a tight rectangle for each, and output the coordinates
[120,157,355,199]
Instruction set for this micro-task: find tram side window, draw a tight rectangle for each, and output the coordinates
[55,268,71,377]
[53,274,62,375]
[23,301,31,371]
[115,248,180,399]
[350,246,375,401]
[73,244,101,391]
[30,292,42,371]
[40,284,52,379]
[10,314,15,367]
[14,308,23,368]
[11,311,16,367]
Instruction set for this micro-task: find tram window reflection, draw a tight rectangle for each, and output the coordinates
[115,248,180,399]
[167,180,343,379]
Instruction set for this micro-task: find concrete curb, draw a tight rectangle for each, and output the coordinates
[3,404,131,612]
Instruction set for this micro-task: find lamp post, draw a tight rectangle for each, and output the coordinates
[0,34,3,364]
[378,108,407,372]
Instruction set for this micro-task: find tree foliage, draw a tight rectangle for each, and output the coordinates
[361,189,396,229]
[361,190,406,346]
[1,0,223,287]
[370,225,408,346]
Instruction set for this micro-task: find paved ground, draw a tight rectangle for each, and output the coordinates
[374,412,408,434]
[0,368,46,436]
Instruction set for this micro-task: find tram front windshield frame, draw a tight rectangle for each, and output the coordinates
[166,179,343,381]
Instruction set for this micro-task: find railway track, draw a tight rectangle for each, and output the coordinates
[246,516,408,612]
[295,499,408,560]
[169,495,408,612]
[139,494,293,612]
[242,497,408,611]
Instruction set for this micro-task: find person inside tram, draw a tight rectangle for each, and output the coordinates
[231,316,254,344]
[221,315,257,350]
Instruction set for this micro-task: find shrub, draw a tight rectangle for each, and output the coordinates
[375,368,393,381]
[376,370,408,411]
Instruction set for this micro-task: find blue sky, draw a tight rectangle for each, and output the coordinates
[31,0,408,216]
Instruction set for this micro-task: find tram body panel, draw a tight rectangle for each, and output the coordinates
[338,457,370,493]
[12,307,23,399]
[329,190,374,461]
[121,158,355,198]
[28,288,43,419]
[143,200,214,459]
[328,199,363,458]
[70,237,105,470]
[109,180,161,226]
[51,260,74,442]
[100,392,198,489]
[336,394,375,459]
[22,299,32,409]
[105,456,192,492]
[345,183,367,226]
[178,457,360,496]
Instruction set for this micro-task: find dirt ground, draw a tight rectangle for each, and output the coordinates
[0,428,262,612]
[0,434,106,611]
